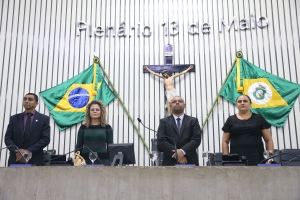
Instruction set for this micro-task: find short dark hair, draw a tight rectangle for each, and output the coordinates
[25,93,39,102]
[236,94,252,104]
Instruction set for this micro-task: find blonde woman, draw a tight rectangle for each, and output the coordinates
[75,100,113,165]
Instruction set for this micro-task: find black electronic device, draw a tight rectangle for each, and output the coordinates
[108,143,136,166]
[50,154,72,166]
[222,154,247,166]
[222,154,240,161]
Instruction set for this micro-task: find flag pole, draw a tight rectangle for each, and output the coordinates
[201,58,237,130]
[94,57,151,155]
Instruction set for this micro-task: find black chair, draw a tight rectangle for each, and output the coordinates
[151,138,163,166]
[221,154,248,166]
[275,149,300,166]
[44,149,56,166]
[207,153,223,166]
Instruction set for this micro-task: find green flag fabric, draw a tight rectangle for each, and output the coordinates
[220,55,300,127]
[40,62,115,130]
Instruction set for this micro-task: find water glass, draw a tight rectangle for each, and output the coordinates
[202,151,210,166]
[89,151,97,165]
[263,150,273,159]
[151,151,159,166]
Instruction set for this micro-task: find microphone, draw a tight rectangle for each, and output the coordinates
[2,145,28,164]
[137,118,155,158]
[137,118,178,164]
[83,145,104,164]
[137,118,157,132]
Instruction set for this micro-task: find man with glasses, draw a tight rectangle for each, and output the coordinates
[5,93,50,166]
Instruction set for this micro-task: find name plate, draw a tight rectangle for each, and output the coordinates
[175,164,196,167]
[84,164,104,167]
[10,164,32,167]
[258,164,281,167]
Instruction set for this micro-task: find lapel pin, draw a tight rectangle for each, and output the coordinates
[36,120,38,122]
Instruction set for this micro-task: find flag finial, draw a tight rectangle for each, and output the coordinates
[94,57,99,63]
[236,51,243,58]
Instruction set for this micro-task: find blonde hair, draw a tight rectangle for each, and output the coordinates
[83,100,107,127]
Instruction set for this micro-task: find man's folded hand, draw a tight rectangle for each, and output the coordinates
[15,149,28,163]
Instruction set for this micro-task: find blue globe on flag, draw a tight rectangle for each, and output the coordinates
[68,88,90,108]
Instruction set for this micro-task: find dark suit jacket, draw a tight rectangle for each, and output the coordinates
[157,114,202,166]
[5,111,50,166]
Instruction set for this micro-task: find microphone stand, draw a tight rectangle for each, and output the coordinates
[137,118,178,164]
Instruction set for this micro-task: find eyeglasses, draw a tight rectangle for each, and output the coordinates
[237,100,249,103]
[90,108,100,112]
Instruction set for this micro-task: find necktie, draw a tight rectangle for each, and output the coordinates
[24,113,33,140]
[176,118,181,132]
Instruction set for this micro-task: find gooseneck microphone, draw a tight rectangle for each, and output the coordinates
[137,118,157,132]
[137,118,178,164]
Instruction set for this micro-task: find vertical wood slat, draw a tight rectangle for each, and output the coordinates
[0,0,299,166]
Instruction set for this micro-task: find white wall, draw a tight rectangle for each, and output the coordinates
[0,0,299,166]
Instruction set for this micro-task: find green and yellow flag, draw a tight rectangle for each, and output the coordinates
[40,58,116,130]
[220,52,300,127]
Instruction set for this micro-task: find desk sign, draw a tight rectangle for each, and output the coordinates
[175,164,196,167]
[84,164,104,167]
[258,164,281,167]
[10,164,32,167]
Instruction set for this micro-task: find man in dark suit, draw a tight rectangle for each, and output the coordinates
[157,96,202,166]
[5,93,50,166]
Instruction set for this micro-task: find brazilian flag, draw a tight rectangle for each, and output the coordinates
[220,52,300,127]
[40,59,116,130]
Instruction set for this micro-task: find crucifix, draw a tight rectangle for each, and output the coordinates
[143,44,195,116]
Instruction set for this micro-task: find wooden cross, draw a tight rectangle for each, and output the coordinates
[143,44,195,116]
[143,44,195,73]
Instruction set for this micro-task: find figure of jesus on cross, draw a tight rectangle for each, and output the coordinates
[144,65,193,115]
[143,44,195,116]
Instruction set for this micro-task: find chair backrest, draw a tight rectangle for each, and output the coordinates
[279,149,300,166]
[43,149,56,166]
[208,153,222,166]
